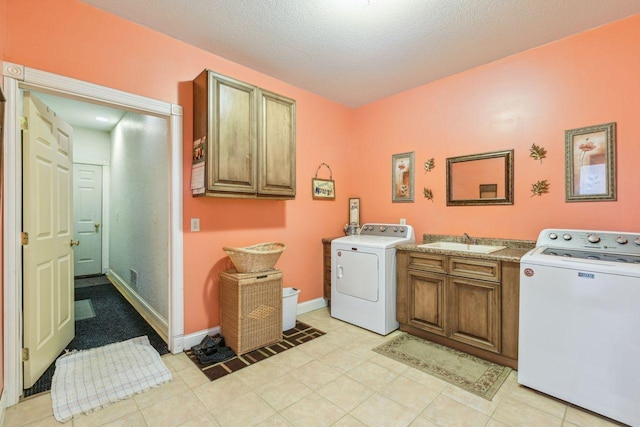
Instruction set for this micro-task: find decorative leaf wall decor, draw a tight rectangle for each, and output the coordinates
[424,158,435,172]
[531,180,550,197]
[529,143,547,163]
[423,187,434,201]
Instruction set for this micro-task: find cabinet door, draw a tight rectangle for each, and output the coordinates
[448,277,501,353]
[208,72,258,194]
[258,90,296,197]
[408,270,447,336]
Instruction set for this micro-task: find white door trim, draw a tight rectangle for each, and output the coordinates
[2,62,185,407]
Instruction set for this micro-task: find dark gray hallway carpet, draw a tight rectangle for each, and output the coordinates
[23,277,168,397]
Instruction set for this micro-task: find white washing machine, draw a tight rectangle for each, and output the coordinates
[331,223,415,335]
[519,229,640,426]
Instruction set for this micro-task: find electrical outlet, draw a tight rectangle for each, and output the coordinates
[190,218,200,232]
[400,218,406,225]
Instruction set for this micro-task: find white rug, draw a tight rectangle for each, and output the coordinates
[51,336,172,422]
[74,299,96,321]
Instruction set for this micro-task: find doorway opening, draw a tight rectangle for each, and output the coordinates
[3,62,184,407]
[21,91,172,396]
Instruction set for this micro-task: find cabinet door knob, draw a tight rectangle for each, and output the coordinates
[69,239,80,247]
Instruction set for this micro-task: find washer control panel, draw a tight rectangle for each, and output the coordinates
[359,223,415,240]
[537,228,640,255]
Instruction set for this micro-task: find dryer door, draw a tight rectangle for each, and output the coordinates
[334,248,379,302]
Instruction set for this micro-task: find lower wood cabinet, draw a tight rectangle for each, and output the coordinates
[398,249,520,369]
[323,240,332,304]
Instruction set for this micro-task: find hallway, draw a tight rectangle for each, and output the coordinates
[24,276,168,397]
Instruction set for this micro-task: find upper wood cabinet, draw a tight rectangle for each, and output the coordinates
[193,70,296,199]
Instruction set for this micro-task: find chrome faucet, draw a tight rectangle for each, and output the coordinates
[462,232,476,244]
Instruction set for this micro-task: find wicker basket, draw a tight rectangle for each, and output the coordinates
[223,242,286,273]
[220,269,283,355]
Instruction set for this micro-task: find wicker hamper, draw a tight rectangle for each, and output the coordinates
[220,269,283,355]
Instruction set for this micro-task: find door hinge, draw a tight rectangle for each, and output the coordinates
[22,348,29,362]
[20,116,28,130]
[21,232,29,246]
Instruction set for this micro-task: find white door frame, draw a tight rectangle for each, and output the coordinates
[2,62,185,407]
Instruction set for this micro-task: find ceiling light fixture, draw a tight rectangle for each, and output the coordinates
[95,116,109,122]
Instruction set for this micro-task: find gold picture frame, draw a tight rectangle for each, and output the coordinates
[392,152,415,203]
[312,178,335,200]
[565,122,616,202]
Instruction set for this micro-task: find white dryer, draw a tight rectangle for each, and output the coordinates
[331,223,415,335]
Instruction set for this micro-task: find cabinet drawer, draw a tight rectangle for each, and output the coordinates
[408,253,447,274]
[449,257,501,282]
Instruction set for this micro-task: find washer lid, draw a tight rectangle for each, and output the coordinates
[521,246,640,276]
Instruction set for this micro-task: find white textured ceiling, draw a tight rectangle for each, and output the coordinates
[80,0,640,108]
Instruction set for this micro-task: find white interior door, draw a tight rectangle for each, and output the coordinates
[22,92,75,388]
[73,163,103,276]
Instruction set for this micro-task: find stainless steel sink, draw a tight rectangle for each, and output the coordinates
[418,241,506,254]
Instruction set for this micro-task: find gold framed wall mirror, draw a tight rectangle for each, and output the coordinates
[446,149,514,206]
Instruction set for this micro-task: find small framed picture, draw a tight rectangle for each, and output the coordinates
[312,178,335,200]
[479,184,498,199]
[565,122,616,202]
[349,198,360,225]
[392,152,415,203]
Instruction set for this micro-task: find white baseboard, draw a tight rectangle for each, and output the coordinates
[181,298,326,351]
[297,297,327,314]
[0,387,7,425]
[107,271,169,343]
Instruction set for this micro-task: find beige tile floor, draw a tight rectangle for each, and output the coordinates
[4,308,623,427]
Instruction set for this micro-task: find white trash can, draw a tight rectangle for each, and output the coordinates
[282,287,300,331]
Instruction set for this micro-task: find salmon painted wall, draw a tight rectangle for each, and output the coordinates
[353,14,640,241]
[3,0,355,334]
[3,0,639,343]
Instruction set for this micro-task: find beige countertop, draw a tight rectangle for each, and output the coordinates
[396,233,535,263]
[322,237,341,243]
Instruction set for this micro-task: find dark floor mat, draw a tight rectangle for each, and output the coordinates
[186,321,325,382]
[24,280,168,397]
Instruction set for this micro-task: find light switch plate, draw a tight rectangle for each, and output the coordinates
[190,218,200,232]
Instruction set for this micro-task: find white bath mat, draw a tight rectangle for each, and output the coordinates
[74,299,96,321]
[51,336,172,422]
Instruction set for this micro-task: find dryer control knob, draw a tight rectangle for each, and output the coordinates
[379,226,386,232]
[549,233,558,240]
[634,238,640,246]
[563,234,572,241]
[616,236,628,244]
[393,227,399,232]
[587,234,601,244]
[400,227,405,232]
